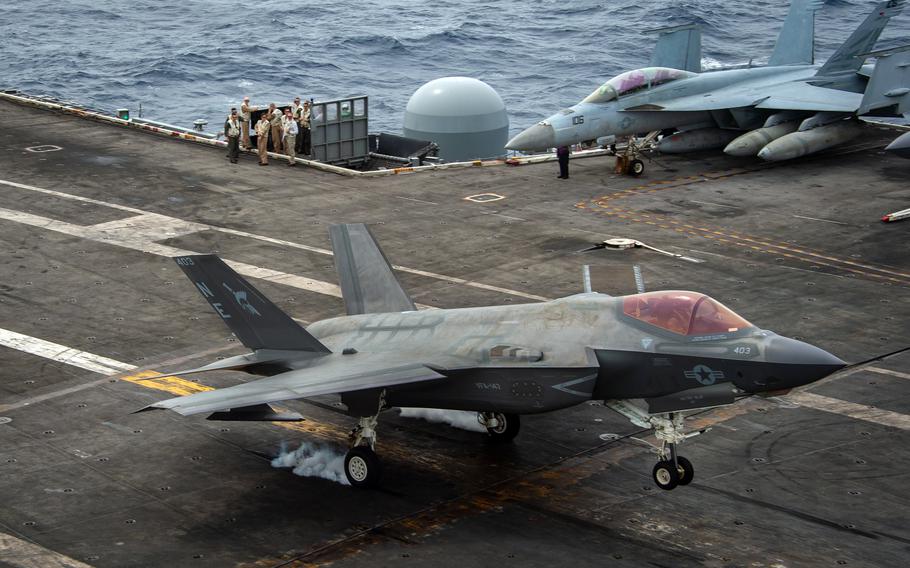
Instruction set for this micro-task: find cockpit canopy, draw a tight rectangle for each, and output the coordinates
[581,67,696,104]
[622,291,753,337]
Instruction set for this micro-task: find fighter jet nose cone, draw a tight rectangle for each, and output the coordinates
[505,123,556,152]
[766,336,846,383]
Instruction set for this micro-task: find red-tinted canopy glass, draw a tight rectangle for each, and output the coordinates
[622,291,753,336]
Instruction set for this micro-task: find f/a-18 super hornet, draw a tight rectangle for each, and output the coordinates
[505,0,909,161]
[141,224,846,489]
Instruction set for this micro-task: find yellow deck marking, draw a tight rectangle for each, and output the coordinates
[121,370,213,396]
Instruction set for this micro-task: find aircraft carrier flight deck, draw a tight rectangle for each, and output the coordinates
[0,98,908,568]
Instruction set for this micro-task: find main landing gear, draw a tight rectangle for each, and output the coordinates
[344,392,385,488]
[478,412,520,443]
[606,400,705,491]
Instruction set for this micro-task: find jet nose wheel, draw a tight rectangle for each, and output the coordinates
[675,455,694,486]
[652,460,680,490]
[344,446,382,488]
[652,456,694,490]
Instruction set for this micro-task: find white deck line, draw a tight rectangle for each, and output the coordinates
[866,366,910,381]
[0,531,95,568]
[786,391,910,431]
[0,328,135,375]
[0,178,550,302]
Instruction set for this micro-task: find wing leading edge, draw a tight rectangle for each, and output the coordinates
[140,355,447,417]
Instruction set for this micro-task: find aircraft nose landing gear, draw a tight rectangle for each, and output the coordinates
[605,401,704,490]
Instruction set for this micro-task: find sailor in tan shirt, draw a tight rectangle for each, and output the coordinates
[267,103,284,154]
[255,113,271,165]
[291,97,305,154]
[282,108,299,166]
[240,96,257,149]
[299,100,312,156]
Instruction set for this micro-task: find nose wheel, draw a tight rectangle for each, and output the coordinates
[605,400,705,490]
[652,454,694,490]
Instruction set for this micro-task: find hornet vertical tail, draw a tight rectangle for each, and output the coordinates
[769,0,825,66]
[647,24,702,72]
[858,45,910,116]
[816,0,906,77]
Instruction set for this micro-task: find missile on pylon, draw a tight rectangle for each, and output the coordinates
[657,128,741,154]
[757,120,865,161]
[885,131,910,158]
[724,121,800,156]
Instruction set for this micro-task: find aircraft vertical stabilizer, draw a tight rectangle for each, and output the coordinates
[173,255,331,352]
[330,223,417,315]
[816,0,906,77]
[768,0,824,66]
[858,46,910,116]
[647,24,702,72]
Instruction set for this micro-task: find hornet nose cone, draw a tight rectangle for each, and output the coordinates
[765,335,846,386]
[505,122,556,152]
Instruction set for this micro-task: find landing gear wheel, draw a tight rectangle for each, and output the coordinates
[675,456,694,486]
[484,412,520,444]
[630,159,645,176]
[652,460,680,490]
[344,446,382,488]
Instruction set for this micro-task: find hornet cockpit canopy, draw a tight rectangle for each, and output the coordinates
[581,67,696,104]
[622,291,754,337]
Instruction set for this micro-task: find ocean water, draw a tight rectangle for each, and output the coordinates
[1,0,907,137]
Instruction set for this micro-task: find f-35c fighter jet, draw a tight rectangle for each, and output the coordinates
[141,224,845,489]
[506,0,908,161]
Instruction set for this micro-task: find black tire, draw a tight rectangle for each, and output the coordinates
[630,159,645,176]
[652,460,680,490]
[676,456,694,486]
[344,446,382,488]
[484,412,520,444]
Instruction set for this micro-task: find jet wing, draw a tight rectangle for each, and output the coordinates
[625,82,862,113]
[754,83,863,112]
[140,353,452,416]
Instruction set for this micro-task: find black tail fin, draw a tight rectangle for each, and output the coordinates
[173,255,330,353]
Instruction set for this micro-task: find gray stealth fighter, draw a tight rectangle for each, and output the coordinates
[506,0,909,161]
[142,224,845,489]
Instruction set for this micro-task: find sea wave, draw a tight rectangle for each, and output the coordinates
[0,0,906,136]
